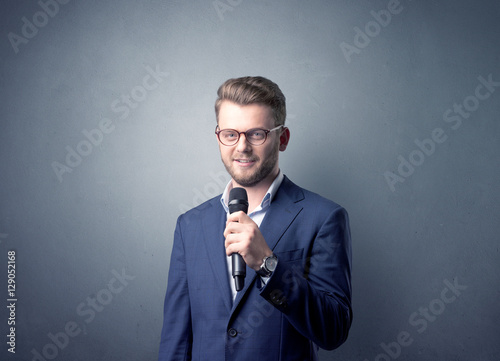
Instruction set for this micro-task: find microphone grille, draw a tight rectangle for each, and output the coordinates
[229,187,247,202]
[228,187,248,214]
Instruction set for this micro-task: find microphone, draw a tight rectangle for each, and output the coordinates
[228,187,248,292]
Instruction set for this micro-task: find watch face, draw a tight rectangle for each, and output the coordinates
[266,256,278,272]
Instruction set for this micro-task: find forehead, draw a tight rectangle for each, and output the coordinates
[218,101,274,130]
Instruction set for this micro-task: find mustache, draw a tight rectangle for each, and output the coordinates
[233,156,259,162]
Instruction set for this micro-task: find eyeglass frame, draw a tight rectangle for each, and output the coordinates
[215,125,284,146]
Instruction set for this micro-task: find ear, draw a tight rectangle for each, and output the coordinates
[279,127,290,151]
[215,124,220,143]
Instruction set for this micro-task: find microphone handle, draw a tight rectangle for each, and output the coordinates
[232,254,245,291]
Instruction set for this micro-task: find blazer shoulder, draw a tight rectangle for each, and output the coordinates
[282,175,346,213]
[177,194,223,223]
[303,188,344,211]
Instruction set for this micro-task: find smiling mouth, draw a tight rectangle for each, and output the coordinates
[234,159,257,166]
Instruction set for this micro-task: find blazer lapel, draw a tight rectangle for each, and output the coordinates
[258,176,304,253]
[201,199,233,313]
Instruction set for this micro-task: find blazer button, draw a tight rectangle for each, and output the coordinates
[228,328,238,337]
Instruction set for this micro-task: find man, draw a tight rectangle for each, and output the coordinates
[158,76,352,360]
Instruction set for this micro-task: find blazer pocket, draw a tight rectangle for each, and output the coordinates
[275,248,304,262]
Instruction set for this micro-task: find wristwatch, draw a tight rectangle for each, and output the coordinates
[257,254,278,277]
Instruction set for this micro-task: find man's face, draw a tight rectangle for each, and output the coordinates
[217,101,285,188]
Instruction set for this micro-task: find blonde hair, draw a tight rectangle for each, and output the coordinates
[215,76,286,126]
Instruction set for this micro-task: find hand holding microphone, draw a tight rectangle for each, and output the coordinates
[225,187,273,292]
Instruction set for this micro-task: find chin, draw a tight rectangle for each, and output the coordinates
[234,178,260,188]
[231,174,258,187]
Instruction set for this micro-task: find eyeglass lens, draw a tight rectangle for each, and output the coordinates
[219,129,266,145]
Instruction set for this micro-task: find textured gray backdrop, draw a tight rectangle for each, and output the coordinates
[1,0,499,360]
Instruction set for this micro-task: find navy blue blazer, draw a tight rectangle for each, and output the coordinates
[159,175,352,360]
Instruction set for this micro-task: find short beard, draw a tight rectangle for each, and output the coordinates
[223,141,279,188]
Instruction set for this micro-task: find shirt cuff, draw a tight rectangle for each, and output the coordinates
[260,276,271,286]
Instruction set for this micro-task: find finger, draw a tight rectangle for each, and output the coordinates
[224,230,242,246]
[226,211,242,224]
[223,221,243,238]
[225,241,232,255]
[224,233,233,248]
[226,247,240,257]
[226,211,251,224]
[225,236,242,256]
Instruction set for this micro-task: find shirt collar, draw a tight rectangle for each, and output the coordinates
[220,170,284,214]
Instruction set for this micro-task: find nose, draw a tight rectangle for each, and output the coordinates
[235,132,251,153]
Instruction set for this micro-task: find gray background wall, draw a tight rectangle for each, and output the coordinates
[1,0,499,360]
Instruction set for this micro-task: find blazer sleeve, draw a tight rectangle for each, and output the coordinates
[158,216,193,361]
[259,206,353,350]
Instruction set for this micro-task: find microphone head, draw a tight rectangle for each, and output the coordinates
[228,187,248,214]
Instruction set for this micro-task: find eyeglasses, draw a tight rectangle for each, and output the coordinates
[215,125,283,146]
